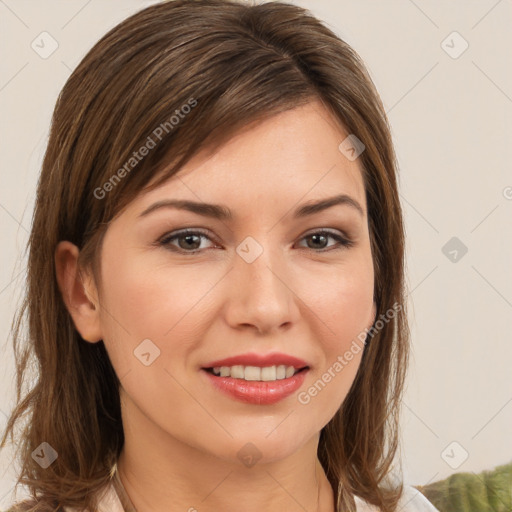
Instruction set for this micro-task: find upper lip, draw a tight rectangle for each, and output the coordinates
[202,352,310,370]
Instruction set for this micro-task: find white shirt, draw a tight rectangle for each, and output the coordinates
[63,479,439,512]
[354,485,439,511]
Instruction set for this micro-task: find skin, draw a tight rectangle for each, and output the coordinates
[55,99,376,512]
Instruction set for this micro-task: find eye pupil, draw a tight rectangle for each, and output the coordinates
[308,234,327,249]
[179,234,201,250]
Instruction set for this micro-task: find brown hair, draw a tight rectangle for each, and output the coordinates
[1,1,409,510]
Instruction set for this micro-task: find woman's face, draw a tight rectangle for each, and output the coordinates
[84,100,376,464]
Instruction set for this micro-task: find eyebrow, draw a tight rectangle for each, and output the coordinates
[138,193,365,221]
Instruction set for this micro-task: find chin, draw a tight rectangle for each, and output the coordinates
[220,429,315,467]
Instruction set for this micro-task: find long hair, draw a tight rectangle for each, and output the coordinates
[1,1,409,510]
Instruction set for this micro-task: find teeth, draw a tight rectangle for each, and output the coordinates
[285,366,295,378]
[244,366,261,381]
[231,365,245,379]
[261,366,276,381]
[211,364,300,381]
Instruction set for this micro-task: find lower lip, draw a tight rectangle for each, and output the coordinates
[201,369,308,405]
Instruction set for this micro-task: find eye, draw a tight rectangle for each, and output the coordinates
[295,230,354,252]
[158,229,217,254]
[157,228,354,255]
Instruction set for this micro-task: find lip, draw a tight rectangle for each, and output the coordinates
[201,367,309,405]
[201,352,310,370]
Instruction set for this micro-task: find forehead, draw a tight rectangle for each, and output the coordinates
[128,100,366,219]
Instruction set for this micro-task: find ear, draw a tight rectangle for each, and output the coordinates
[54,240,103,343]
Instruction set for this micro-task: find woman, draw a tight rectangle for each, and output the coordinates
[1,1,438,511]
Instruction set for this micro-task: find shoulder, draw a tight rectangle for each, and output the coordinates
[59,483,124,512]
[90,482,125,512]
[4,501,65,512]
[354,485,439,512]
[396,485,439,511]
[6,483,122,512]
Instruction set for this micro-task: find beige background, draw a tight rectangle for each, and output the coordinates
[1,0,511,506]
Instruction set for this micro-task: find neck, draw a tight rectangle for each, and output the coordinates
[116,392,335,512]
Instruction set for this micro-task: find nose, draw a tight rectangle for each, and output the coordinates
[223,241,300,335]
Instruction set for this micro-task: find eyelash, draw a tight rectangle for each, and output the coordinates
[156,228,354,255]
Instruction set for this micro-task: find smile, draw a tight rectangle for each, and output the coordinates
[201,366,309,405]
[206,364,304,381]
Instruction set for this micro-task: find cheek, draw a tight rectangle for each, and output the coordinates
[334,269,374,343]
[297,255,374,346]
[97,253,221,368]
[294,256,373,414]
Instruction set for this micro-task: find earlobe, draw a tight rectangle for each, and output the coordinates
[54,241,103,343]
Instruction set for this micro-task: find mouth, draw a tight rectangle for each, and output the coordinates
[202,365,309,382]
[200,365,310,405]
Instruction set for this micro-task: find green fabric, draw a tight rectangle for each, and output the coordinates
[415,461,512,512]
